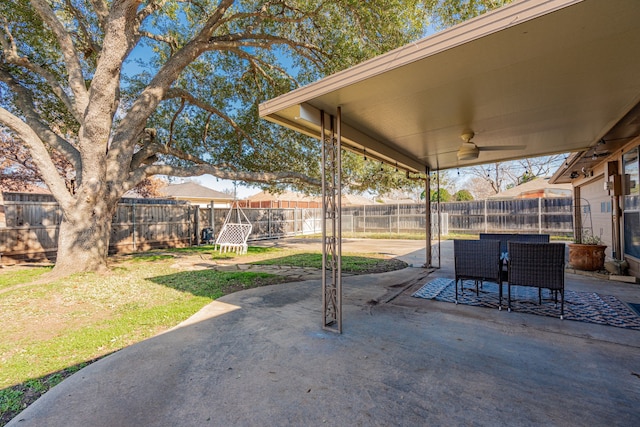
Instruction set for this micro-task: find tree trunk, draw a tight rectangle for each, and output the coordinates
[52,198,115,276]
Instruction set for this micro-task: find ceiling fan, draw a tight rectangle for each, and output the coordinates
[457,131,526,161]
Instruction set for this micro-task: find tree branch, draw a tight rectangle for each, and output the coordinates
[0,24,83,124]
[63,0,103,61]
[209,33,324,66]
[124,163,320,194]
[129,128,159,170]
[136,0,170,22]
[29,0,89,117]
[111,0,315,172]
[127,136,320,190]
[0,106,74,207]
[198,0,235,38]
[230,47,298,87]
[0,68,82,172]
[164,87,256,147]
[139,30,179,53]
[167,97,185,147]
[88,0,110,30]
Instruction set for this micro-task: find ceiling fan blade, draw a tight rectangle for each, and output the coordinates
[478,145,526,151]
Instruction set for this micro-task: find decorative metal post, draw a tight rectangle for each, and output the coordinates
[434,168,441,268]
[321,108,342,333]
[425,169,431,268]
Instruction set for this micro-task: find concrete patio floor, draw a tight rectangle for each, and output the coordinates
[7,239,640,426]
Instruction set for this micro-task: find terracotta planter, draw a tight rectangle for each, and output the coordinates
[568,243,607,271]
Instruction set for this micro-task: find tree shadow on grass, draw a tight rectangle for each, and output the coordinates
[149,269,294,299]
[0,354,111,427]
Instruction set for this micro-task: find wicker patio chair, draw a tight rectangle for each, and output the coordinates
[507,242,566,319]
[480,233,550,254]
[454,239,502,304]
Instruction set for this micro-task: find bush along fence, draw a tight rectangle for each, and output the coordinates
[0,192,573,263]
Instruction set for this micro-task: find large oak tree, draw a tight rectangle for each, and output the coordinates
[1,0,432,275]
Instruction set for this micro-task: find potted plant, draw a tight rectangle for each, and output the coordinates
[568,230,607,271]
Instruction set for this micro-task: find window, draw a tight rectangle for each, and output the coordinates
[623,147,640,258]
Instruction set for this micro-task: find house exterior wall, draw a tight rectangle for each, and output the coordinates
[167,197,232,208]
[572,139,640,278]
[579,174,612,257]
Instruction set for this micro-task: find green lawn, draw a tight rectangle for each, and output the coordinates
[0,245,406,425]
[252,252,407,274]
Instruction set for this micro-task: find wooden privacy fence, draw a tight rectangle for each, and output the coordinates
[0,192,573,263]
[0,192,324,262]
[0,193,196,262]
[195,206,323,243]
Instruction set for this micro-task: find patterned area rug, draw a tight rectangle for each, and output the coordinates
[412,278,640,331]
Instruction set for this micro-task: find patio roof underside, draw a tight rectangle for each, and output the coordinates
[259,0,640,176]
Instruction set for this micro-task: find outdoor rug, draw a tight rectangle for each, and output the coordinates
[630,303,640,317]
[412,278,640,331]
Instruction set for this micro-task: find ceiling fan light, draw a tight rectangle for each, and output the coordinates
[457,145,479,161]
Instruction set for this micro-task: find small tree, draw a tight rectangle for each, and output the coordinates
[430,188,451,202]
[463,155,566,194]
[454,189,473,201]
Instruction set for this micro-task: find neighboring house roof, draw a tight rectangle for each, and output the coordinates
[377,197,417,204]
[0,184,51,194]
[246,190,376,206]
[247,190,319,203]
[159,182,234,201]
[341,194,377,206]
[488,177,572,199]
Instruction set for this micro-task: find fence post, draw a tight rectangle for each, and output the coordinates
[484,199,488,233]
[188,205,192,246]
[194,206,200,245]
[132,201,136,251]
[363,205,366,235]
[210,202,215,238]
[538,197,542,234]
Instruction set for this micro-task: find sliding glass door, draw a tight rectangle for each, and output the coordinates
[623,147,639,258]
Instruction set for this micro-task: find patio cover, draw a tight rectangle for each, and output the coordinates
[259,0,640,173]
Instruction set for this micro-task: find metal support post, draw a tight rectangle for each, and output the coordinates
[573,187,582,242]
[425,169,432,268]
[321,108,342,333]
[435,169,441,268]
